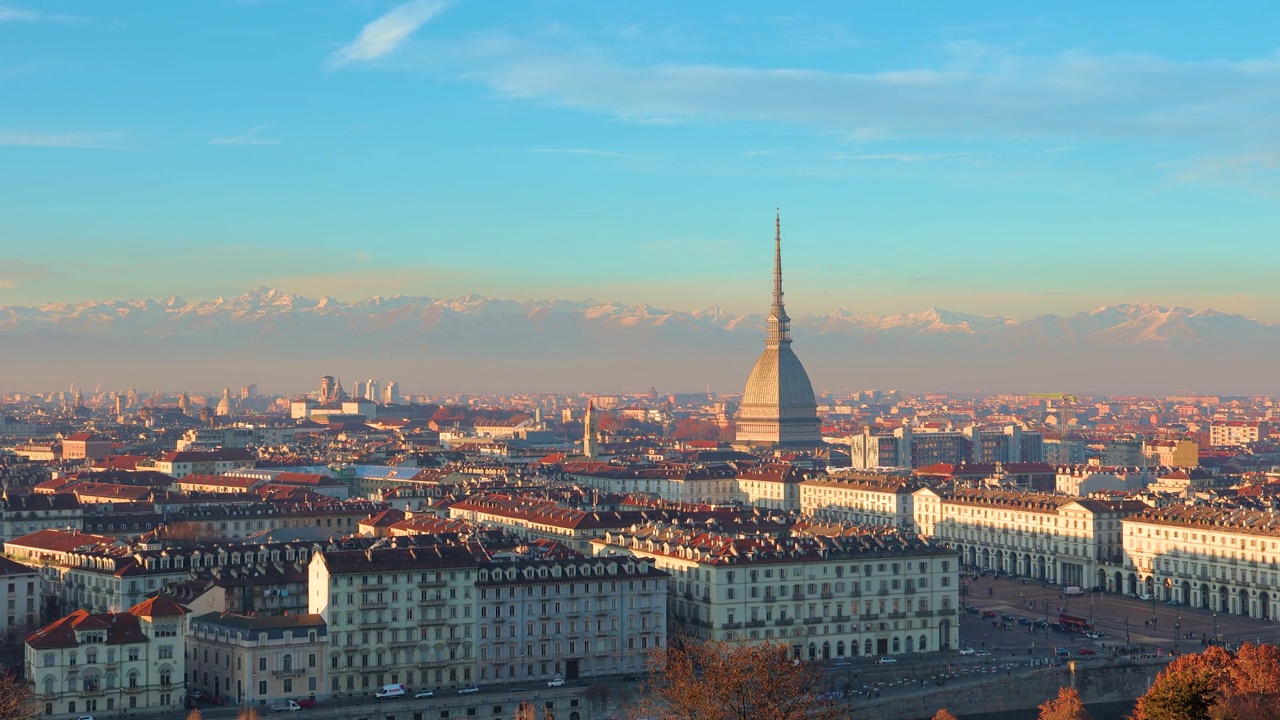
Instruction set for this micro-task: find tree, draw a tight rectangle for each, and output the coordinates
[1131,644,1280,720]
[0,670,36,720]
[1134,646,1232,720]
[1038,687,1092,720]
[673,419,722,441]
[933,710,960,720]
[237,708,261,720]
[187,711,204,720]
[1211,643,1280,720]
[633,639,843,720]
[514,702,537,720]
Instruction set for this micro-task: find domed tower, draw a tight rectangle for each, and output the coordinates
[215,387,233,417]
[734,214,821,447]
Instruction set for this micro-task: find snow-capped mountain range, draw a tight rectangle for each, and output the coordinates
[1,288,1276,393]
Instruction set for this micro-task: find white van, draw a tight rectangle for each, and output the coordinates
[270,700,302,712]
[376,684,407,700]
[1064,586,1083,596]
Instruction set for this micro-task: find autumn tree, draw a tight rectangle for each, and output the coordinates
[0,670,36,720]
[932,710,960,720]
[673,419,722,441]
[237,708,261,720]
[1211,643,1280,720]
[187,710,204,720]
[633,639,842,720]
[1133,644,1280,720]
[514,702,537,720]
[1038,687,1092,720]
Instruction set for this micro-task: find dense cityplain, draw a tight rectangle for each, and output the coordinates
[5,381,1280,720]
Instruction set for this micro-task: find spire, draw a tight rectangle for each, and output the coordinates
[766,210,791,347]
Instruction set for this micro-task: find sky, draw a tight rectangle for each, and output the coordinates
[3,1,1280,319]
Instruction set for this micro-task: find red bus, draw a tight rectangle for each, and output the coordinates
[1059,613,1091,633]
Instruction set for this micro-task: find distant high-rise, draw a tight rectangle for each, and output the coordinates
[366,379,381,403]
[583,401,599,458]
[383,381,400,405]
[735,214,821,447]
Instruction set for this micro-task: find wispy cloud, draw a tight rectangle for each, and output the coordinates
[208,125,279,146]
[327,0,450,68]
[0,130,121,149]
[0,5,85,22]
[0,5,37,22]
[454,38,1280,149]
[829,152,975,163]
[528,148,629,158]
[1169,151,1280,185]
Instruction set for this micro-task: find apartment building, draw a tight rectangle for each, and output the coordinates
[139,449,256,479]
[0,556,40,631]
[734,464,804,511]
[593,524,959,660]
[24,597,189,718]
[187,612,328,706]
[912,487,1147,589]
[799,473,920,529]
[474,556,667,683]
[1122,506,1280,619]
[0,494,84,544]
[308,545,481,696]
[1209,421,1269,447]
[557,461,739,504]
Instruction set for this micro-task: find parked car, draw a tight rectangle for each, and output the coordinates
[415,690,434,699]
[1064,586,1084,596]
[959,647,975,656]
[295,699,316,709]
[74,716,96,720]
[982,610,997,618]
[1078,648,1098,656]
[547,678,565,687]
[188,690,206,701]
[1034,619,1049,628]
[1001,613,1015,622]
[964,605,980,614]
[1084,631,1103,639]
[975,651,991,657]
[458,686,480,695]
[1017,617,1033,625]
[874,657,898,664]
[1055,647,1070,657]
[1138,592,1153,601]
[201,696,225,706]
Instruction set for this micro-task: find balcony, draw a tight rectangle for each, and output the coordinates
[862,613,879,620]
[915,610,934,617]
[803,617,823,625]
[774,618,794,627]
[83,688,103,697]
[390,639,418,648]
[938,608,957,616]
[271,668,305,677]
[888,612,906,619]
[419,597,448,607]
[745,619,767,628]
[877,588,889,596]
[820,590,834,599]
[792,592,806,601]
[418,616,447,627]
[360,583,388,592]
[832,615,851,623]
[762,595,777,603]
[721,621,742,630]
[420,659,450,669]
[360,601,389,610]
[418,579,447,588]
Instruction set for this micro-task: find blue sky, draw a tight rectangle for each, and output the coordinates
[3,1,1280,317]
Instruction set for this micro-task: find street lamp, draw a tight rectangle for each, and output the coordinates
[1043,600,1050,638]
[1125,616,1130,646]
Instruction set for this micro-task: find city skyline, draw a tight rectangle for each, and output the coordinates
[4,2,1280,317]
